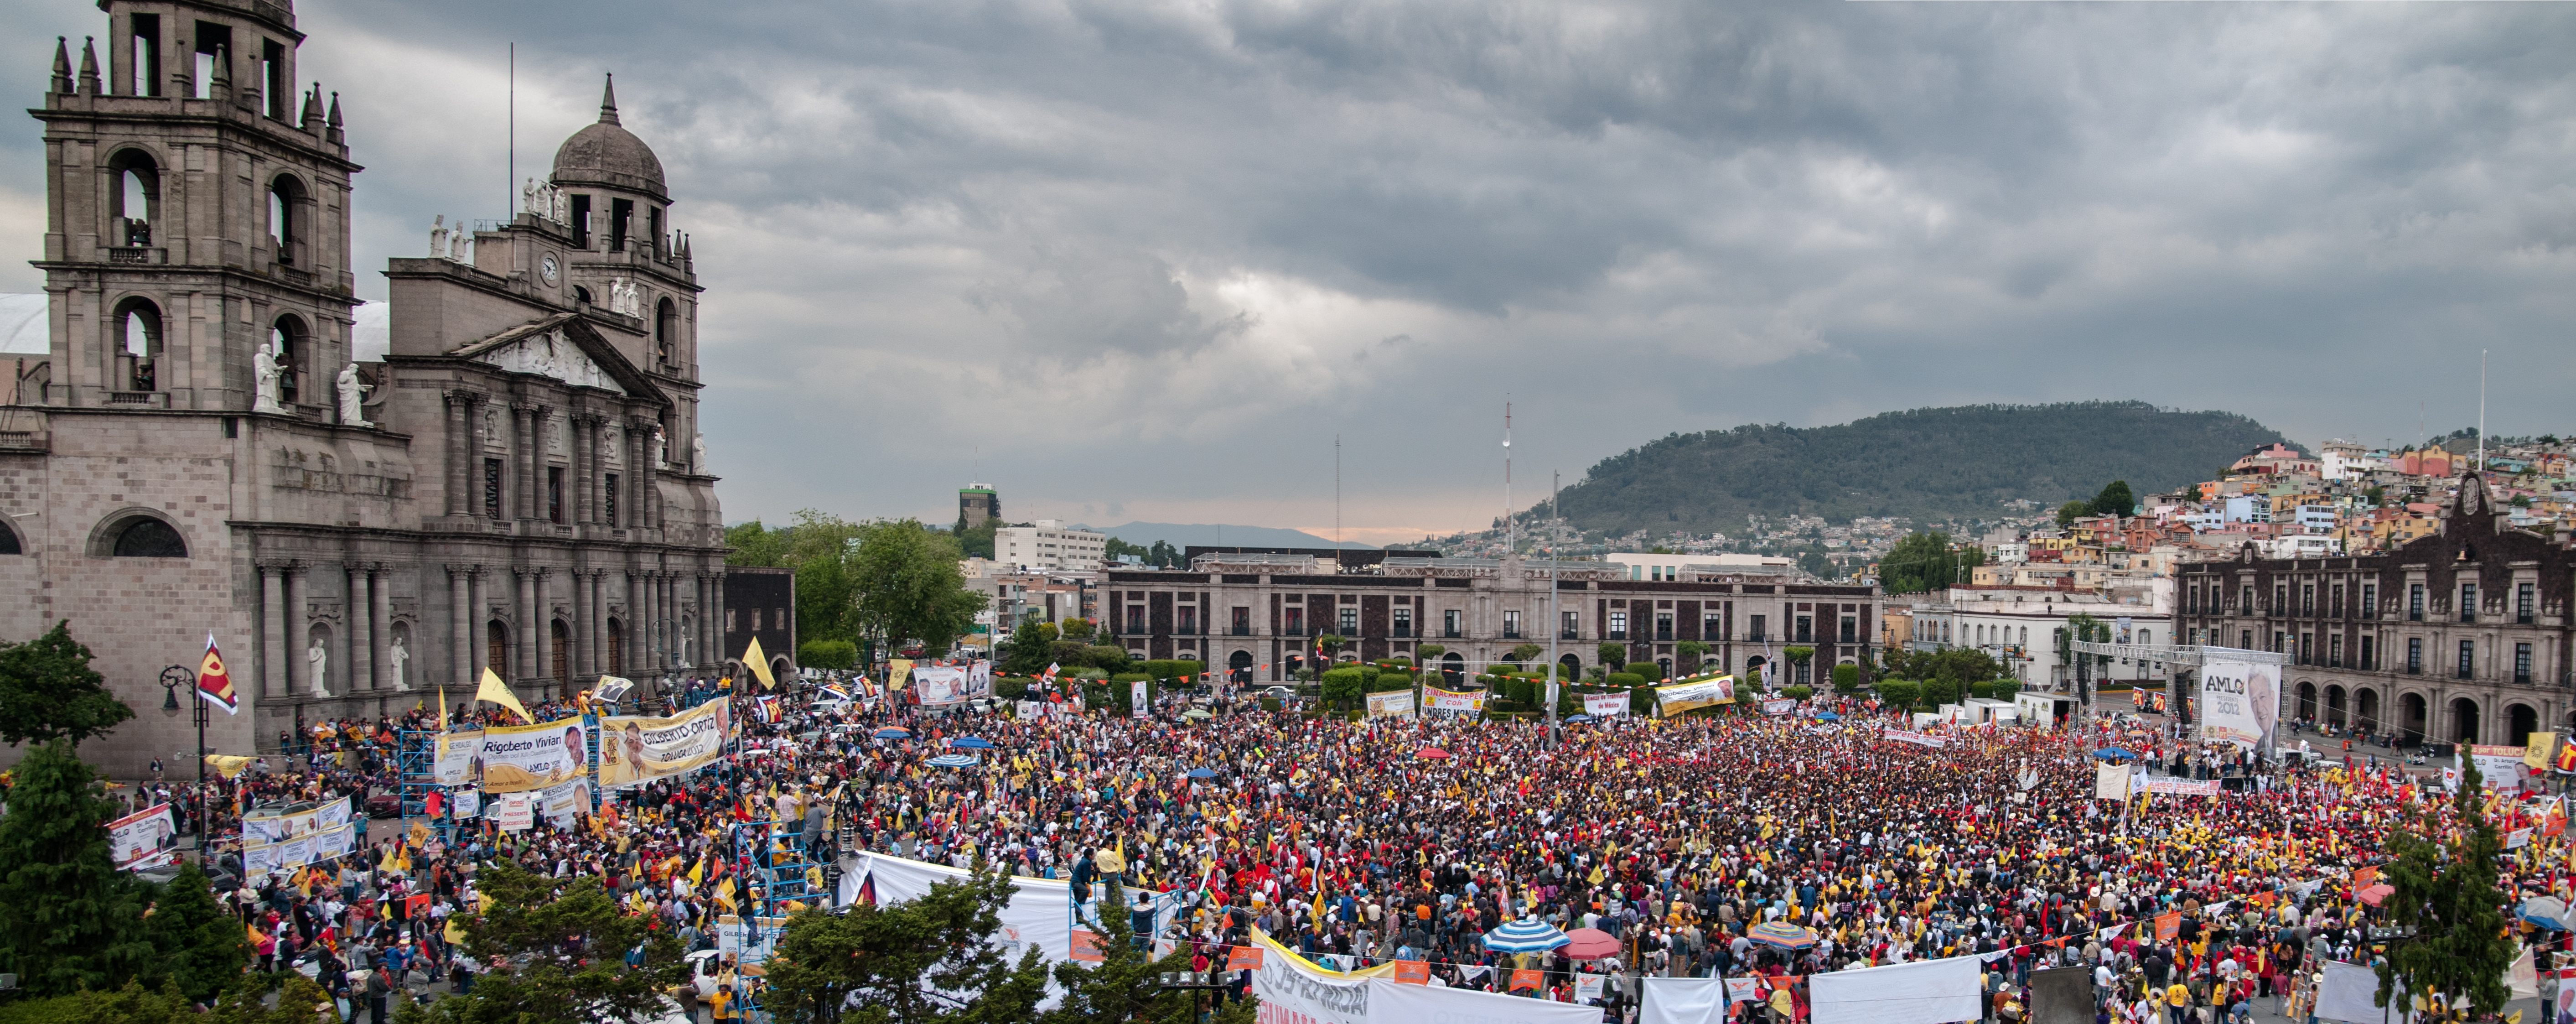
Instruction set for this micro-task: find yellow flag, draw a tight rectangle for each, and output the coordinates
[204,754,256,780]
[689,856,705,887]
[889,659,914,691]
[745,636,777,690]
[436,680,448,725]
[477,667,532,723]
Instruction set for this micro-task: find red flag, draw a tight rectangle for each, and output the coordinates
[197,633,240,715]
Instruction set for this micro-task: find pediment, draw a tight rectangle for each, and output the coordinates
[447,313,669,407]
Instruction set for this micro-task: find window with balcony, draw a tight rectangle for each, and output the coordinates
[1655,612,1674,641]
[1562,610,1580,641]
[2361,584,2376,619]
[2406,637,2422,674]
[2328,634,2342,668]
[2273,585,2287,616]
[1338,608,1359,634]
[2330,585,2344,618]
[1284,607,1305,637]
[2271,631,2285,654]
[1231,607,1251,636]
[2515,642,2533,685]
[1177,606,1198,634]
[1749,614,1767,643]
[2239,630,2252,650]
[2358,635,2374,671]
[1704,613,1724,641]
[1794,615,1813,643]
[1126,604,1146,634]
[2519,583,2536,625]
[2301,584,2315,616]
[1502,609,1520,639]
[2457,639,2475,679]
[1840,616,1858,644]
[2459,583,2478,624]
[2408,583,2424,621]
[1607,611,1626,641]
[1442,609,1459,639]
[1393,607,1413,638]
[2297,633,2312,665]
[2187,586,2200,613]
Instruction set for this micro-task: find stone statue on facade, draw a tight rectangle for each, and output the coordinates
[253,342,286,413]
[388,634,410,691]
[449,227,472,264]
[307,637,330,697]
[652,426,668,468]
[691,432,708,473]
[336,363,372,428]
[430,214,448,258]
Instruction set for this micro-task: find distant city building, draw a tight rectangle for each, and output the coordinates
[993,520,1107,572]
[1602,552,1794,580]
[959,483,1000,530]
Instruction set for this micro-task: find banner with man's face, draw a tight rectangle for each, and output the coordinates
[597,701,731,790]
[477,719,591,794]
[2197,658,2278,748]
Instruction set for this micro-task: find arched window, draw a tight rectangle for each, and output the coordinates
[107,149,158,247]
[268,175,308,267]
[573,285,593,305]
[109,516,186,557]
[271,315,305,405]
[655,298,677,368]
[0,521,21,556]
[113,297,162,393]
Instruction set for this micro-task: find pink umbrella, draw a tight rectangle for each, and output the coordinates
[1561,927,1622,960]
[2357,884,2396,906]
[1417,747,1451,760]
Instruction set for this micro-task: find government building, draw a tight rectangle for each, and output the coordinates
[1109,549,1884,686]
[2,0,729,774]
[2176,473,2573,747]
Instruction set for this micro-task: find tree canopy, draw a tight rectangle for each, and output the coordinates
[1879,532,1983,595]
[2375,759,2513,1019]
[0,742,151,995]
[407,862,685,1024]
[729,512,990,658]
[0,622,133,749]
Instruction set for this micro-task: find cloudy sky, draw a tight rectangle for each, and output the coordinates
[5,0,2573,545]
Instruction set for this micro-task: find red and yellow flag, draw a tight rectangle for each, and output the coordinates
[197,633,240,714]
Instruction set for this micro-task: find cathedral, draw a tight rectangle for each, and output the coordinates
[3,0,730,775]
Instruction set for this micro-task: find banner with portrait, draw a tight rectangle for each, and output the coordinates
[2472,744,2531,790]
[1656,676,1736,717]
[541,777,592,826]
[108,803,177,871]
[1130,680,1150,719]
[2197,657,2280,748]
[1582,692,1629,719]
[434,729,485,787]
[1366,690,1417,718]
[913,666,971,705]
[596,701,731,790]
[475,719,591,794]
[1760,698,1797,716]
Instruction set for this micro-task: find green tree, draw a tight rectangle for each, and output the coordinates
[1509,643,1544,665]
[1320,668,1365,712]
[0,622,134,749]
[762,862,1050,1024]
[1596,643,1626,672]
[406,863,684,1024]
[1830,664,1863,692]
[1103,537,1151,564]
[1146,541,1182,568]
[0,742,150,995]
[849,519,990,657]
[1039,879,1200,1024]
[1676,640,1709,673]
[2054,500,2092,528]
[140,862,249,1003]
[1796,547,1834,579]
[2089,480,2136,518]
[798,639,860,671]
[2375,759,2513,1021]
[952,517,1000,560]
[1880,533,1982,595]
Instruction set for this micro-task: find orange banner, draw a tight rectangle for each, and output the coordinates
[2154,912,2181,941]
[1225,945,1264,972]
[1510,968,1545,992]
[1393,961,1430,985]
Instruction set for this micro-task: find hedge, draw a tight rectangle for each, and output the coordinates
[1606,672,1647,690]
[1623,661,1664,682]
[1830,665,1863,692]
[995,676,1032,700]
[1140,659,1206,682]
[798,639,858,670]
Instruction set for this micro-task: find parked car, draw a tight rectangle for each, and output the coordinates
[364,791,404,819]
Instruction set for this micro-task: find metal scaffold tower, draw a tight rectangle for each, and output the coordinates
[396,730,436,819]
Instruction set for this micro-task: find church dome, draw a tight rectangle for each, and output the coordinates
[551,75,667,200]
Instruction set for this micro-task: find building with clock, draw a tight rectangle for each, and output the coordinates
[0,0,730,774]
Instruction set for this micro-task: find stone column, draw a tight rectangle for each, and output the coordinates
[283,564,309,696]
[568,416,589,524]
[344,563,369,691]
[371,564,394,691]
[468,567,488,681]
[516,567,538,683]
[449,566,472,688]
[444,393,469,517]
[530,406,555,523]
[512,405,535,520]
[571,568,592,681]
[585,416,606,525]
[260,563,286,698]
[589,571,607,676]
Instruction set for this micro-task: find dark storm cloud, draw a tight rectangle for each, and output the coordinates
[1,0,2570,534]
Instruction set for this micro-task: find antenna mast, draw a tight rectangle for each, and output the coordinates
[1503,401,1513,557]
[1334,434,1342,554]
[2478,349,2488,476]
[508,43,514,220]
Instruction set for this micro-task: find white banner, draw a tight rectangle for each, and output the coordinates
[1760,698,1797,716]
[107,802,177,872]
[1130,680,1149,719]
[1367,977,1598,1024]
[1425,687,1485,714]
[1582,692,1629,718]
[1655,676,1736,717]
[2315,961,2397,1024]
[914,666,971,706]
[476,719,590,794]
[541,777,591,826]
[1642,977,1731,1024]
[454,788,483,819]
[495,792,534,832]
[598,701,731,790]
[2197,657,2279,748]
[1365,690,1417,718]
[1244,930,1376,1024]
[2472,745,2531,790]
[2141,777,2224,796]
[434,730,484,787]
[1881,728,1949,748]
[2094,762,2133,800]
[1809,956,1980,1024]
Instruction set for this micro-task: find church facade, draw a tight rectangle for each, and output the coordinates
[4,0,729,774]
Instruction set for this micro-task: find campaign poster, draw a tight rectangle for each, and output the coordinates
[596,701,731,790]
[540,777,591,826]
[1760,698,1797,716]
[913,666,969,705]
[1425,687,1486,714]
[1656,676,1736,717]
[495,793,534,832]
[1130,680,1149,719]
[2471,744,2531,790]
[1365,690,1417,718]
[1581,692,1629,718]
[2197,657,2279,748]
[454,788,484,819]
[107,803,177,871]
[477,719,591,794]
[434,729,486,786]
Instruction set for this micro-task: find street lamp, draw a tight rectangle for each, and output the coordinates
[155,665,210,849]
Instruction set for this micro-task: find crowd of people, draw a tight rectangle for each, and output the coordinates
[114,666,2564,1024]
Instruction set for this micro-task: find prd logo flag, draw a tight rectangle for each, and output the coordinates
[197,633,240,715]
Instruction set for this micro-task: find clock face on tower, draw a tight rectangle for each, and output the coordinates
[539,253,561,286]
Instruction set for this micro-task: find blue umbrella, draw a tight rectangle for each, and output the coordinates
[873,727,911,740]
[1564,715,1595,724]
[1483,918,1569,954]
[949,737,996,749]
[926,753,979,768]
[2093,748,2135,761]
[1185,767,1218,779]
[1812,710,1841,721]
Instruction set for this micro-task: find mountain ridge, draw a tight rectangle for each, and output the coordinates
[1078,521,1379,551]
[1534,400,2292,535]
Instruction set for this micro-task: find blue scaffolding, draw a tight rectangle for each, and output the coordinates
[396,729,435,819]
